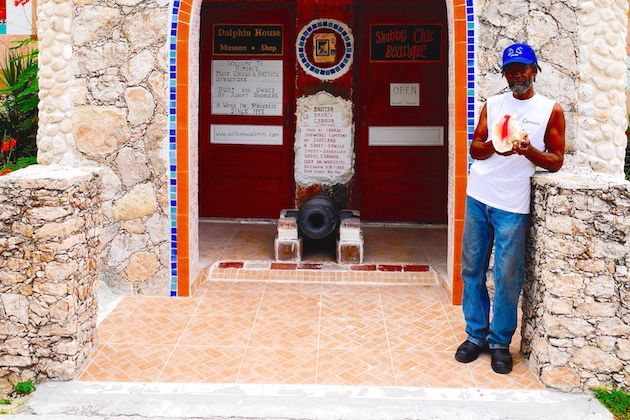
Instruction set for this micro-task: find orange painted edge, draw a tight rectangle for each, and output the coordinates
[176,11,192,297]
[452,2,469,305]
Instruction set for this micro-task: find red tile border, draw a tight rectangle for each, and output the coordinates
[351,264,377,271]
[298,263,323,270]
[377,265,403,272]
[218,262,244,269]
[403,264,430,272]
[270,263,298,270]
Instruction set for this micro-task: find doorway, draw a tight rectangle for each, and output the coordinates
[354,0,449,222]
[198,1,296,218]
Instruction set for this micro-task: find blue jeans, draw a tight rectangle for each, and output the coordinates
[461,196,529,349]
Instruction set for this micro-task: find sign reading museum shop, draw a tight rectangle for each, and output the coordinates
[211,60,283,116]
[370,24,442,62]
[213,24,283,56]
[295,92,354,184]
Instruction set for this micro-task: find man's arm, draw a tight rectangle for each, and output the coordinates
[470,104,503,160]
[515,103,565,172]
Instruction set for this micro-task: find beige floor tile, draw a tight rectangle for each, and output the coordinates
[110,313,191,345]
[264,283,322,294]
[257,293,321,318]
[320,284,382,295]
[382,297,447,321]
[78,343,173,382]
[238,347,317,384]
[130,297,202,315]
[383,296,448,321]
[319,318,388,350]
[158,346,244,383]
[386,319,459,352]
[201,281,267,293]
[196,291,264,317]
[179,315,255,347]
[391,350,476,387]
[249,317,318,348]
[96,310,132,343]
[317,349,395,386]
[320,294,383,319]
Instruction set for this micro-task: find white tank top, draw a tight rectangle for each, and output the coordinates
[467,92,555,214]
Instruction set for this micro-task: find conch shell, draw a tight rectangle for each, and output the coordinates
[492,115,522,153]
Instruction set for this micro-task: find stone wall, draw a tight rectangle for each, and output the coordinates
[72,0,171,294]
[522,172,630,392]
[0,166,101,386]
[476,0,579,150]
[476,0,628,176]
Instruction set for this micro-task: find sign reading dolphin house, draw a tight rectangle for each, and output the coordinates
[370,24,441,62]
[214,24,283,56]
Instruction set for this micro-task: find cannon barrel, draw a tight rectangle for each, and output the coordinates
[297,195,341,240]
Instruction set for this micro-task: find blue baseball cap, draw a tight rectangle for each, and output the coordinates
[502,43,541,70]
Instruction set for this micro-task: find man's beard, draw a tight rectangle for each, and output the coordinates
[508,78,533,94]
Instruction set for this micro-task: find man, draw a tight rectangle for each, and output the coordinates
[454,43,566,374]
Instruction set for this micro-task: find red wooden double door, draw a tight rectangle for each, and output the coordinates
[199,0,448,223]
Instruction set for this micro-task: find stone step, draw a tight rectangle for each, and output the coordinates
[203,260,439,286]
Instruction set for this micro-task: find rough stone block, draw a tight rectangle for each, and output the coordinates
[275,237,302,262]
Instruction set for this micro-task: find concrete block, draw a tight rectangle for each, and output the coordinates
[275,237,302,262]
[337,240,363,265]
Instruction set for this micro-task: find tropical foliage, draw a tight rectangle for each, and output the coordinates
[0,38,38,175]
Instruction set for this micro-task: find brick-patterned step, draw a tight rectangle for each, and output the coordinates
[207,261,438,285]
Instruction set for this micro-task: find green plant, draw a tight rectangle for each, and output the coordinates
[0,38,38,164]
[0,398,10,404]
[12,380,36,395]
[594,387,630,420]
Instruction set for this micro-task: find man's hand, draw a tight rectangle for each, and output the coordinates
[513,132,532,156]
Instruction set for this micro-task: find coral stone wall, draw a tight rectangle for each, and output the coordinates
[476,0,579,150]
[72,0,171,294]
[476,0,628,177]
[0,166,101,385]
[522,173,630,391]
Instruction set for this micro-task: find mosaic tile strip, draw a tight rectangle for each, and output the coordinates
[169,1,181,297]
[466,0,476,172]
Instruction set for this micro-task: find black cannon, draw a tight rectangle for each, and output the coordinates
[297,194,341,240]
[275,195,363,264]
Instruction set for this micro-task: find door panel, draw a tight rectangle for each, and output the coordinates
[355,1,448,222]
[199,2,295,218]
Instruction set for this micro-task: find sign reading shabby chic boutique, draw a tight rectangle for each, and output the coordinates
[370,24,442,62]
[213,24,283,56]
[211,60,283,116]
[295,92,354,184]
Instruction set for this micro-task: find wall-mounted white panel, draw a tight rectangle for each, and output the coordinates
[210,124,283,145]
[368,126,444,146]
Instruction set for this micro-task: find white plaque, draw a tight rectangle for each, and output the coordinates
[390,83,420,107]
[295,92,354,184]
[369,126,443,146]
[212,60,283,116]
[211,124,283,145]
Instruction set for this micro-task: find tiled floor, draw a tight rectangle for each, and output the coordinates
[81,281,542,389]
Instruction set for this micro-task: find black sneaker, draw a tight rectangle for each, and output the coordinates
[490,348,513,374]
[454,340,487,363]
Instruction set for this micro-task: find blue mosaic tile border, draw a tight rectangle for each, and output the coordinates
[168,1,180,297]
[466,0,476,172]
